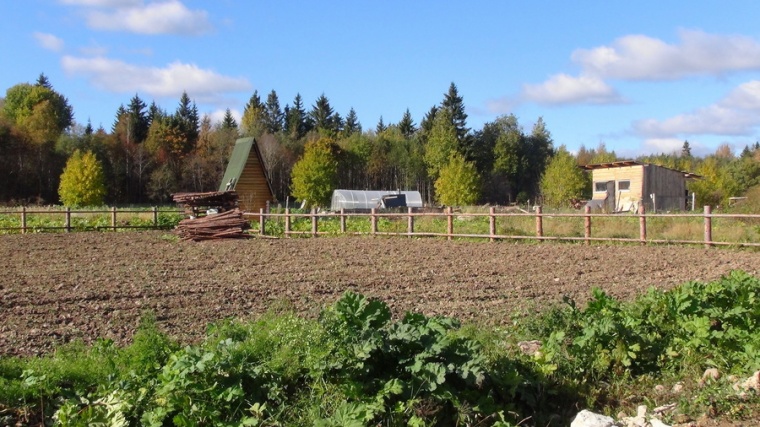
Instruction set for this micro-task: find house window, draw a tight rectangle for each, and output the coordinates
[594,182,607,192]
[618,180,630,191]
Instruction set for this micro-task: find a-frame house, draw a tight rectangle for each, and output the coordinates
[218,137,276,213]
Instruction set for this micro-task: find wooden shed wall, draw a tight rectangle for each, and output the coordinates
[642,165,687,211]
[236,153,274,213]
[591,166,645,201]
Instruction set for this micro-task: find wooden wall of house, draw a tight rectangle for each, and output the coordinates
[642,165,686,211]
[591,166,645,202]
[236,153,274,214]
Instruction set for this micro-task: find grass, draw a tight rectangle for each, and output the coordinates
[0,206,183,234]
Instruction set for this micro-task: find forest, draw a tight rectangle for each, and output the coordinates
[1,74,759,209]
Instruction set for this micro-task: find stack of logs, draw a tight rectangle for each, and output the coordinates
[171,191,251,241]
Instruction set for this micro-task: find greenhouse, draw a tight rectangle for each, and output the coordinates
[330,190,423,211]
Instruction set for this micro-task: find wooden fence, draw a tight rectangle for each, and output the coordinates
[0,207,183,233]
[3,205,760,248]
[245,205,760,248]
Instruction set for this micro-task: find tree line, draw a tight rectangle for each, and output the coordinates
[1,74,759,208]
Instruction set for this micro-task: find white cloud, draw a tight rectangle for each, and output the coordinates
[61,55,251,102]
[521,73,623,106]
[572,29,760,80]
[206,108,242,126]
[63,0,212,35]
[641,138,690,154]
[720,80,760,110]
[634,105,758,137]
[634,79,760,138]
[33,32,65,52]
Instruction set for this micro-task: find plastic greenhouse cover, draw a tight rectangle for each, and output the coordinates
[330,190,423,211]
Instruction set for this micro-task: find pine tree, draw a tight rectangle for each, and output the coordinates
[441,82,469,144]
[112,105,126,133]
[222,108,238,130]
[264,90,283,134]
[342,107,361,136]
[284,93,309,139]
[126,93,149,144]
[35,73,52,89]
[309,94,335,132]
[175,91,199,148]
[681,140,692,158]
[241,91,265,137]
[398,109,417,139]
[376,116,387,134]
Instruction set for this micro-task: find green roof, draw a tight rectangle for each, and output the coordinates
[218,137,255,192]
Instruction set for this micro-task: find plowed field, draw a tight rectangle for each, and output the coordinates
[2,231,759,356]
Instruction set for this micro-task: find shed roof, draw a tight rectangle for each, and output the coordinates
[579,160,700,179]
[218,137,276,194]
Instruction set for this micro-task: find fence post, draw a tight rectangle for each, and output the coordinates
[152,206,158,228]
[447,206,453,240]
[259,208,265,235]
[311,208,318,237]
[704,205,712,248]
[584,205,591,245]
[638,204,646,245]
[284,208,291,236]
[21,206,26,234]
[340,208,346,234]
[371,208,378,234]
[111,206,117,231]
[407,207,414,237]
[489,206,496,242]
[65,207,71,232]
[535,206,543,240]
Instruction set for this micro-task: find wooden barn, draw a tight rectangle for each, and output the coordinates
[580,161,698,212]
[218,137,276,213]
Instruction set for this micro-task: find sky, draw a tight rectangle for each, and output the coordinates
[2,1,760,159]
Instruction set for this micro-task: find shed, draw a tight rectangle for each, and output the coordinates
[330,190,423,211]
[580,161,699,212]
[218,137,276,213]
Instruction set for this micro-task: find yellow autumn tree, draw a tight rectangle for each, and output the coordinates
[58,150,107,207]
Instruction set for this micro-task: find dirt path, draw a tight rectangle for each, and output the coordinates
[1,231,759,356]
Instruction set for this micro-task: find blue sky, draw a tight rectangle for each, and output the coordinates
[3,1,760,158]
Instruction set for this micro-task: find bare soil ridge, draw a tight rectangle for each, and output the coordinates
[1,232,759,356]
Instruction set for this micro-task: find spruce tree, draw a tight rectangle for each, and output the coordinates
[126,93,149,144]
[309,94,335,132]
[441,82,469,145]
[222,108,238,130]
[376,116,387,134]
[264,90,283,134]
[398,109,417,139]
[343,107,362,136]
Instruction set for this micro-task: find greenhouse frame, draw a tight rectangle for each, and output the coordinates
[330,190,423,211]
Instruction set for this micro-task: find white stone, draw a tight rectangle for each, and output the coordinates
[671,382,684,393]
[570,410,617,427]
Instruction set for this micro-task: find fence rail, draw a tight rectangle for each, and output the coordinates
[0,206,184,233]
[245,205,760,248]
[3,205,760,248]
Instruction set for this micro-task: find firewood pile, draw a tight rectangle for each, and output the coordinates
[172,191,239,216]
[171,191,251,241]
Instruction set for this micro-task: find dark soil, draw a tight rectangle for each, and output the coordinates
[2,231,759,356]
